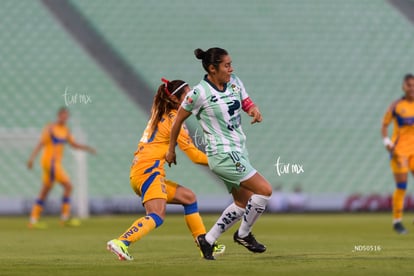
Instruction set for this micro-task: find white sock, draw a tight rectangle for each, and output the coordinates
[205,203,245,245]
[238,194,270,238]
[393,218,402,224]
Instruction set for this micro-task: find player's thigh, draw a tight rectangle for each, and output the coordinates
[41,166,55,188]
[130,172,168,204]
[390,154,409,176]
[55,165,71,188]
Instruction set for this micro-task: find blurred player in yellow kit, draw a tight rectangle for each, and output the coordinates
[106,79,225,261]
[382,74,414,234]
[27,107,96,229]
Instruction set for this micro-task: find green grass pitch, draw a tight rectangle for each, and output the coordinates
[1,213,414,276]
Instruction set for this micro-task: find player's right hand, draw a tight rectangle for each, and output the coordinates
[248,107,263,124]
[165,151,177,167]
[386,144,394,152]
[27,159,33,170]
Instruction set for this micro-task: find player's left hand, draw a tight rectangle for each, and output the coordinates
[27,159,34,170]
[88,147,97,155]
[165,151,177,167]
[248,107,262,124]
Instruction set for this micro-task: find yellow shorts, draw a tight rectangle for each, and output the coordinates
[41,162,70,187]
[390,154,414,174]
[130,160,178,204]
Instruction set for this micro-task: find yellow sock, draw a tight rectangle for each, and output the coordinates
[30,199,44,223]
[118,213,163,245]
[61,197,71,221]
[183,202,206,239]
[185,213,206,239]
[393,188,406,222]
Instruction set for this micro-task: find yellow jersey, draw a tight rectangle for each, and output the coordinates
[383,97,414,156]
[130,109,207,177]
[40,123,74,167]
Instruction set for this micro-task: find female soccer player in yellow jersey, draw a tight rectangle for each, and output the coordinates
[106,79,225,261]
[382,73,414,234]
[166,48,272,260]
[27,107,96,228]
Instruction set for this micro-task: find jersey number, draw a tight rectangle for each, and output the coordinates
[228,151,240,163]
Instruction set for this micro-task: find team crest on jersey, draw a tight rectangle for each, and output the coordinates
[235,162,246,173]
[231,84,241,94]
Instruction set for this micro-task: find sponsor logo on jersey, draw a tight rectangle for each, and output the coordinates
[226,100,241,116]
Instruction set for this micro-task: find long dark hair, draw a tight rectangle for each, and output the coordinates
[149,79,188,133]
[194,47,228,73]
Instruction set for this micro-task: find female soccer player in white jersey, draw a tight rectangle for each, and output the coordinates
[166,47,272,260]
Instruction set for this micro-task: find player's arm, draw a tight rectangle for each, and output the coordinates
[27,140,44,169]
[27,126,50,169]
[68,134,96,154]
[166,107,192,167]
[237,75,262,124]
[177,126,208,166]
[243,98,262,124]
[381,103,395,152]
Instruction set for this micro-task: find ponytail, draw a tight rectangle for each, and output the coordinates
[149,79,188,133]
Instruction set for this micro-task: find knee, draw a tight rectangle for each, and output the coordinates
[64,182,73,193]
[184,190,197,204]
[258,184,273,197]
[234,199,247,208]
[178,188,197,205]
[40,186,51,198]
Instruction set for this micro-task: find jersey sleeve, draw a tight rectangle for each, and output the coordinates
[177,124,208,165]
[232,74,249,101]
[40,125,51,144]
[383,101,397,126]
[181,88,203,115]
[231,74,256,112]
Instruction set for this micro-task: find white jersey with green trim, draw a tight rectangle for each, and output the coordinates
[181,74,250,156]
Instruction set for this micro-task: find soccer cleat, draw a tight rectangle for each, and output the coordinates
[28,221,48,229]
[196,234,215,260]
[233,231,266,253]
[107,239,133,261]
[60,218,81,227]
[212,242,226,257]
[393,222,408,234]
[199,241,226,257]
